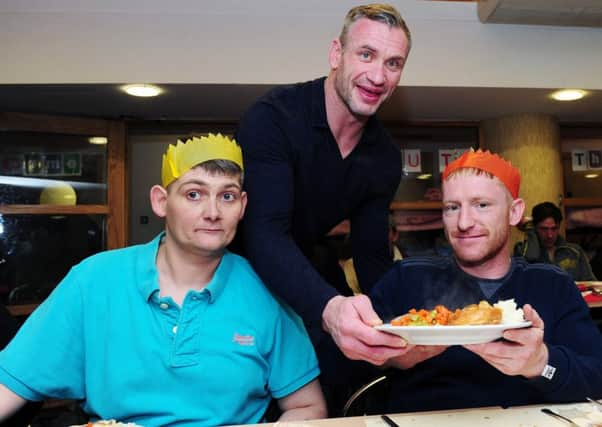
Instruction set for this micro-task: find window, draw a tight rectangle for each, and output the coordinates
[0,112,126,315]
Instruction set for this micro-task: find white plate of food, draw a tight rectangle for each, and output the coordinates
[375,299,531,345]
[375,321,532,345]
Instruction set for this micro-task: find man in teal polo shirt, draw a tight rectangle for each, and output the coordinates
[0,134,326,426]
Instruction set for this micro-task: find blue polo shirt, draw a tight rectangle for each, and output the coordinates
[0,233,319,427]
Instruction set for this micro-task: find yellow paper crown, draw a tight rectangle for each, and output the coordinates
[161,133,243,187]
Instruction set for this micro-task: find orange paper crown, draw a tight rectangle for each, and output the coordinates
[442,149,521,198]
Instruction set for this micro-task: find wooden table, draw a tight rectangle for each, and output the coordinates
[237,402,601,426]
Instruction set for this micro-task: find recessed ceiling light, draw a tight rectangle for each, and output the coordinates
[416,173,432,180]
[585,173,599,179]
[88,136,108,145]
[122,84,162,97]
[550,89,586,101]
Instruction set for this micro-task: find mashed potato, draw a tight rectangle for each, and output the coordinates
[494,299,525,324]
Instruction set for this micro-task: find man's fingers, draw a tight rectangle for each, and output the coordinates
[351,294,383,326]
[341,316,407,350]
[323,294,409,365]
[343,338,411,365]
[523,304,544,329]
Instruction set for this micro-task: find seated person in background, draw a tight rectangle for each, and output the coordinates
[341,216,402,294]
[514,201,597,281]
[368,149,602,412]
[0,134,326,427]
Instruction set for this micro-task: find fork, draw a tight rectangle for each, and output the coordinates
[541,408,580,426]
[587,396,602,409]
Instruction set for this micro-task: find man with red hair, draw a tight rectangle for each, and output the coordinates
[365,149,602,412]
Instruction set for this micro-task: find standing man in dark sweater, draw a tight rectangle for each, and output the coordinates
[235,3,412,386]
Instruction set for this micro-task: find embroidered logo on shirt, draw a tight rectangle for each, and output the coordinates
[232,333,255,346]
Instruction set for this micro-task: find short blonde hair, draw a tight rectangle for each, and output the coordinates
[339,3,412,50]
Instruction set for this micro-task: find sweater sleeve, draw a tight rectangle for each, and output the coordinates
[235,102,338,337]
[526,276,602,400]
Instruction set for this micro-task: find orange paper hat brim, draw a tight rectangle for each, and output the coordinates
[442,149,521,198]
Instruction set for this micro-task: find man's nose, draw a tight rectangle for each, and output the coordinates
[204,198,220,220]
[457,207,474,230]
[367,63,386,86]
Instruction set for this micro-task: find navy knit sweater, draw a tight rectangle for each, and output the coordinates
[369,256,602,412]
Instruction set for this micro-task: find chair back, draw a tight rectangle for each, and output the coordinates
[342,375,389,417]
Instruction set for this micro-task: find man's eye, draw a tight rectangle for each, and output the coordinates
[443,205,458,213]
[360,51,372,60]
[477,202,489,209]
[222,192,236,202]
[387,59,402,70]
[187,191,201,200]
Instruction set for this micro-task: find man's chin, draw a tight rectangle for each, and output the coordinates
[455,256,485,268]
[455,246,506,269]
[453,249,493,268]
[349,97,381,118]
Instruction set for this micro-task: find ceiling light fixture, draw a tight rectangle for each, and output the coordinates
[88,136,108,145]
[122,83,162,97]
[550,89,586,101]
[585,173,599,179]
[416,173,432,180]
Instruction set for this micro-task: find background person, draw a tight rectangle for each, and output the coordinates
[366,150,602,412]
[234,3,412,381]
[0,134,326,426]
[514,201,597,281]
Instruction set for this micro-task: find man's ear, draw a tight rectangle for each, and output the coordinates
[509,198,526,226]
[239,191,248,220]
[328,38,343,70]
[150,185,168,218]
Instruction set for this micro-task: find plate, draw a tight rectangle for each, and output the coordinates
[375,321,532,345]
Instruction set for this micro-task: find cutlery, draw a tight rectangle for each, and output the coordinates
[587,396,602,409]
[541,408,580,426]
[381,414,400,427]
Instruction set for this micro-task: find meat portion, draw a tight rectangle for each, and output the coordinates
[449,301,502,326]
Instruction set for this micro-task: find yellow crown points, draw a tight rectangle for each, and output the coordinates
[161,133,243,187]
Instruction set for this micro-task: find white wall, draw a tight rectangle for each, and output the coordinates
[129,135,167,244]
[2,0,602,89]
